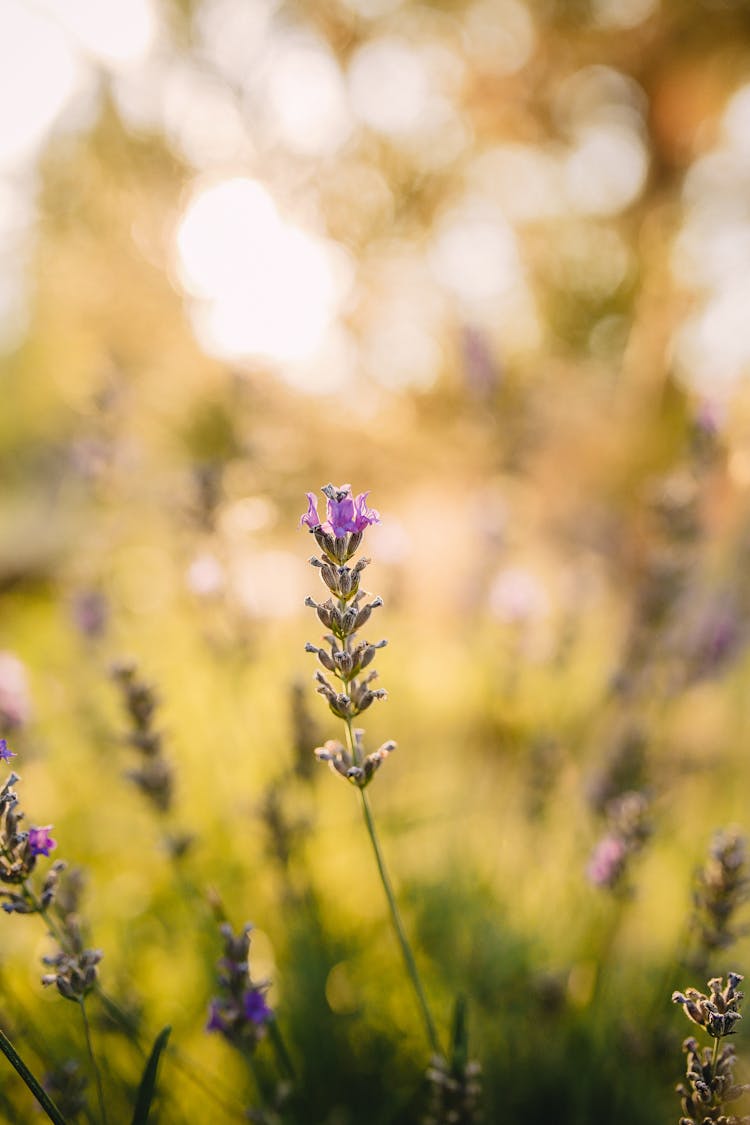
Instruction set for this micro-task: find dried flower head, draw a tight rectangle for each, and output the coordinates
[673,973,744,1039]
[673,974,750,1123]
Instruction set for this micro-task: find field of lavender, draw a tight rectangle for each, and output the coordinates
[2,0,750,1122]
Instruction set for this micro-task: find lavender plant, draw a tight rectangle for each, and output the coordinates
[0,737,174,1125]
[300,483,443,1060]
[0,739,105,1123]
[672,973,750,1124]
[206,908,293,1123]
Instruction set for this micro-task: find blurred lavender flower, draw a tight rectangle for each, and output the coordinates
[40,867,103,1002]
[43,1060,88,1119]
[0,739,15,763]
[460,324,501,401]
[587,834,628,889]
[586,791,651,894]
[689,829,750,972]
[206,921,273,1049]
[70,590,109,641]
[110,661,174,813]
[0,652,31,732]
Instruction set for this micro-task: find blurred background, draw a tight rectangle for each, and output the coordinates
[2,0,750,1121]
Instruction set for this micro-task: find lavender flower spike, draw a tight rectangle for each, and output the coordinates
[0,739,15,762]
[28,826,56,858]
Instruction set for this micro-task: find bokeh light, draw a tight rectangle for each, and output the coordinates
[175,177,352,371]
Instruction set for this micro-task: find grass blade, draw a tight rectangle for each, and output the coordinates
[0,1026,68,1125]
[131,1025,171,1125]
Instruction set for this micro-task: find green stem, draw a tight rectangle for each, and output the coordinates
[335,590,440,1056]
[245,1048,270,1113]
[268,1020,296,1083]
[79,998,107,1125]
[358,787,441,1055]
[0,1026,69,1124]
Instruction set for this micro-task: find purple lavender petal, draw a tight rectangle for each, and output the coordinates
[300,492,322,529]
[28,826,56,858]
[243,989,273,1025]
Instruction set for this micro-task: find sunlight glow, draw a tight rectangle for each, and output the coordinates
[564,123,649,215]
[38,0,158,69]
[671,80,750,391]
[429,202,522,303]
[265,34,352,156]
[348,38,433,136]
[175,178,349,367]
[0,1,77,168]
[465,0,536,75]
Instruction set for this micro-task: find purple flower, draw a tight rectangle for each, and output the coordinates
[586,833,626,889]
[300,492,322,530]
[0,739,15,762]
[327,491,358,537]
[352,491,380,532]
[206,1000,228,1033]
[243,989,273,1025]
[28,826,56,858]
[300,484,380,538]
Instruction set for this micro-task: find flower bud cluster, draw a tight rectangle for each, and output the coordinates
[677,1036,750,1125]
[206,922,274,1049]
[673,974,745,1040]
[301,484,394,787]
[111,661,174,813]
[41,869,103,1002]
[41,944,102,1002]
[673,975,750,1124]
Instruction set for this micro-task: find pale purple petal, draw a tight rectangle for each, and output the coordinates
[327,494,357,537]
[352,492,380,531]
[300,492,322,529]
[28,826,56,858]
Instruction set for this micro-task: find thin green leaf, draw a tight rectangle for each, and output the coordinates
[130,1025,171,1125]
[0,1026,68,1125]
[450,994,469,1074]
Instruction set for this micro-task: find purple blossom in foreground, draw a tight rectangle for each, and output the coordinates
[300,483,380,538]
[28,826,56,858]
[0,739,15,763]
[244,988,274,1025]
